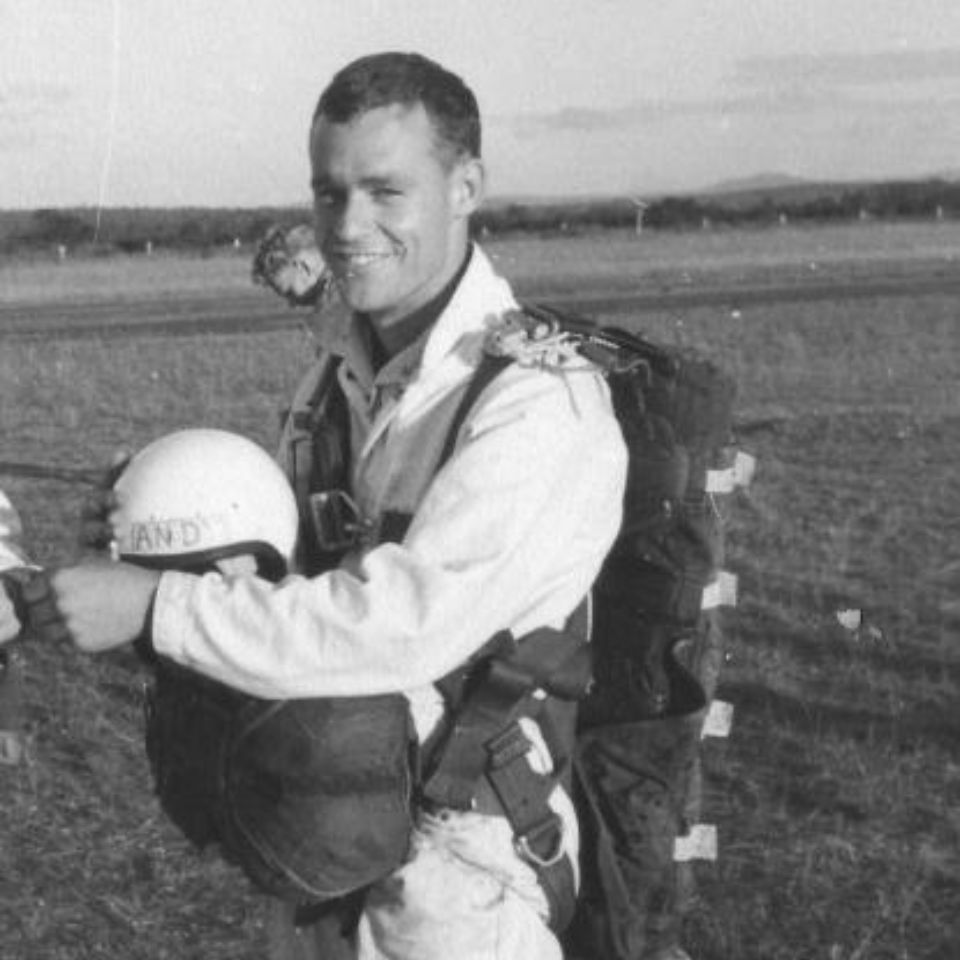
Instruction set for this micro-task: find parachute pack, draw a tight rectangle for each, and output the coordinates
[440,303,750,959]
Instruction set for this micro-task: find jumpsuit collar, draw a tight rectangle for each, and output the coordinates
[315,244,515,396]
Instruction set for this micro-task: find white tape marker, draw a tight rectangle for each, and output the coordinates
[701,699,734,739]
[702,571,738,610]
[706,451,757,495]
[674,824,718,862]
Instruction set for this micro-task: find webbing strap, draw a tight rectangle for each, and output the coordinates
[422,602,590,932]
[484,722,578,932]
[287,354,341,518]
[422,621,588,810]
[436,353,513,472]
[286,354,356,573]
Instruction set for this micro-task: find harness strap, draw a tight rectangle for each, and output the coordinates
[287,354,340,514]
[484,720,579,932]
[286,354,355,573]
[422,602,590,932]
[437,353,514,471]
[422,623,587,809]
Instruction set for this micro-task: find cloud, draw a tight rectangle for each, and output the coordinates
[503,102,669,134]
[498,49,960,140]
[498,88,851,137]
[731,48,960,89]
[0,81,72,123]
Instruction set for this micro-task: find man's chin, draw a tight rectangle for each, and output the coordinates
[333,274,392,313]
[337,286,378,314]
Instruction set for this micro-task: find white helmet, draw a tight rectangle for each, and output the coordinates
[111,429,298,580]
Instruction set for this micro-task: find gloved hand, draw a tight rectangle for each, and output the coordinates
[78,451,131,552]
[0,568,63,768]
[0,636,25,765]
[1,568,71,645]
[251,224,330,307]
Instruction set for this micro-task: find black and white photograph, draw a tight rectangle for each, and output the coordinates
[1,2,958,958]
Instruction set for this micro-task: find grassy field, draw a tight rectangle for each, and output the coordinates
[0,223,958,959]
[3,220,960,306]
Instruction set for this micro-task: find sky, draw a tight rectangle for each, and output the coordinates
[1,0,959,209]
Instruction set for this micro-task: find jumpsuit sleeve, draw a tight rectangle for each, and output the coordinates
[0,490,30,571]
[151,365,627,699]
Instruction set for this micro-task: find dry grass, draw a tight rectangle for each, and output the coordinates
[4,219,959,306]
[1,224,958,959]
[0,248,254,305]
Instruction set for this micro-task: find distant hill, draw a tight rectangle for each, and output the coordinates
[704,172,813,195]
[693,178,865,213]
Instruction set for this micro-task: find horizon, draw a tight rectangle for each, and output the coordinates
[3,2,960,210]
[2,168,958,215]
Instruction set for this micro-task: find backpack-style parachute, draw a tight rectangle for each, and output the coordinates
[423,303,751,960]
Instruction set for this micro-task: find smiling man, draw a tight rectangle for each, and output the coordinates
[310,88,482,349]
[48,53,628,960]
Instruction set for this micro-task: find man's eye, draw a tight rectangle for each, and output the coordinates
[373,187,401,200]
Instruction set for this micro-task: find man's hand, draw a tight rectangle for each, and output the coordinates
[1,569,73,645]
[49,561,161,653]
[78,451,131,552]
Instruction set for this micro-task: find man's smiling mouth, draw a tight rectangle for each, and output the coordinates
[328,249,398,273]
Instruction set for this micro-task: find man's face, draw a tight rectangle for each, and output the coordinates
[309,102,482,330]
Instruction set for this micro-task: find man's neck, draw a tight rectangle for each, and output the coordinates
[361,247,474,368]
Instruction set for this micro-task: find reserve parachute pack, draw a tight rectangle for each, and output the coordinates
[114,431,417,907]
[430,302,749,960]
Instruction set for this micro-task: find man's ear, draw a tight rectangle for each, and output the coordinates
[451,157,485,218]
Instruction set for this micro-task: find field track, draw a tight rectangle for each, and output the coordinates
[3,272,960,340]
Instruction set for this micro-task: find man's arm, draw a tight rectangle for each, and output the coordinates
[145,365,626,699]
[48,365,626,697]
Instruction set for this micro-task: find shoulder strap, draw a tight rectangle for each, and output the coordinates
[285,354,353,572]
[436,353,513,472]
[372,353,513,547]
[286,353,343,505]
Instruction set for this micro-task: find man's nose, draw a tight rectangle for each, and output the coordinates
[335,191,373,241]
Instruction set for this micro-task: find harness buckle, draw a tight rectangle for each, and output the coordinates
[514,813,566,869]
[308,490,373,552]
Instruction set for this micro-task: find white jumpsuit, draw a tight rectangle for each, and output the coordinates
[150,247,628,959]
[0,490,29,572]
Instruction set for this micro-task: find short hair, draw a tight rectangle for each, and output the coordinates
[313,52,481,165]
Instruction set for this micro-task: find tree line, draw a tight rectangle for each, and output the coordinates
[1,178,958,255]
